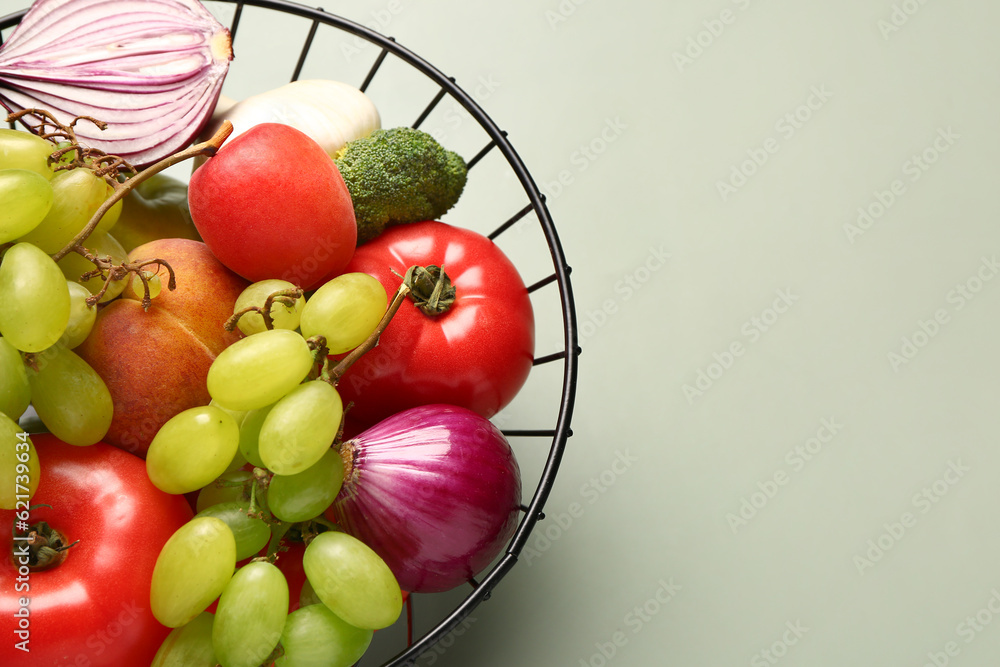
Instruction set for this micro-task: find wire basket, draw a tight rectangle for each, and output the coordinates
[0,0,579,664]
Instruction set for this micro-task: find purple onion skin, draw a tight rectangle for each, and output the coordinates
[0,0,232,168]
[329,404,522,594]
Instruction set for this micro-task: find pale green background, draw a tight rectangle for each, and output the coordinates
[5,0,1000,665]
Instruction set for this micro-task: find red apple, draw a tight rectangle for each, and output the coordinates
[188,123,357,290]
[76,239,248,457]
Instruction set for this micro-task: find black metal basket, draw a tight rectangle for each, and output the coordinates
[0,1,579,664]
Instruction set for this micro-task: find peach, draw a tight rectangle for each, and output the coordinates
[76,239,248,456]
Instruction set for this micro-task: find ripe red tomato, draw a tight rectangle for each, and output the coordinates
[0,434,193,666]
[273,540,308,612]
[334,220,535,425]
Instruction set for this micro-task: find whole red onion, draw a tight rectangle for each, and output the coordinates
[327,404,521,593]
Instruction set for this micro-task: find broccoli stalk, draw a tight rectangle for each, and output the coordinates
[334,127,468,245]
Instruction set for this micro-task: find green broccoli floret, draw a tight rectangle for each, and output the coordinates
[334,127,468,245]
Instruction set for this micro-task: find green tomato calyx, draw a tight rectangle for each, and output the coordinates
[402,264,455,316]
[14,517,79,571]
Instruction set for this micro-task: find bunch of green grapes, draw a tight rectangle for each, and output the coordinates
[0,128,123,446]
[146,274,403,667]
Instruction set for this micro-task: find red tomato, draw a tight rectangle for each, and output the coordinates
[334,220,535,425]
[273,540,308,612]
[0,435,193,666]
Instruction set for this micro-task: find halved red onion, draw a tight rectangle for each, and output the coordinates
[328,404,522,594]
[0,0,232,167]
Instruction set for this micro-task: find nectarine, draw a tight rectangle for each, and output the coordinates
[76,239,248,456]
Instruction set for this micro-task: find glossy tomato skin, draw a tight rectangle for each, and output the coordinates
[0,434,194,666]
[335,221,535,426]
[274,540,308,612]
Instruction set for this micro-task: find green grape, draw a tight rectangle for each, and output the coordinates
[18,168,122,253]
[298,577,321,608]
[151,612,218,667]
[131,270,162,300]
[259,381,342,476]
[195,502,271,561]
[233,279,305,336]
[0,337,30,419]
[275,603,373,667]
[268,448,344,523]
[26,343,112,446]
[0,129,58,178]
[223,447,249,474]
[209,398,249,425]
[61,281,97,349]
[212,561,289,667]
[207,399,251,473]
[146,406,240,494]
[151,516,237,628]
[57,232,129,303]
[0,169,54,243]
[237,403,273,469]
[302,531,402,630]
[207,329,314,411]
[1,413,39,510]
[299,272,387,354]
[196,470,253,514]
[0,242,71,352]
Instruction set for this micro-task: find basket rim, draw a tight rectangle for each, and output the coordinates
[0,1,580,664]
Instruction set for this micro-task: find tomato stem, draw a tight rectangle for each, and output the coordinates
[13,520,79,571]
[401,264,455,316]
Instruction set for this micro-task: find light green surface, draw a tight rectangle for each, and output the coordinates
[4,0,998,665]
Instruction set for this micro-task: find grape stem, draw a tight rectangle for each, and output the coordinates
[324,281,411,385]
[49,121,234,263]
[258,642,285,666]
[265,521,293,560]
[224,287,304,332]
[74,249,177,309]
[7,108,128,181]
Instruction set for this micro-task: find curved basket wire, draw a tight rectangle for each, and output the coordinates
[0,1,579,664]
